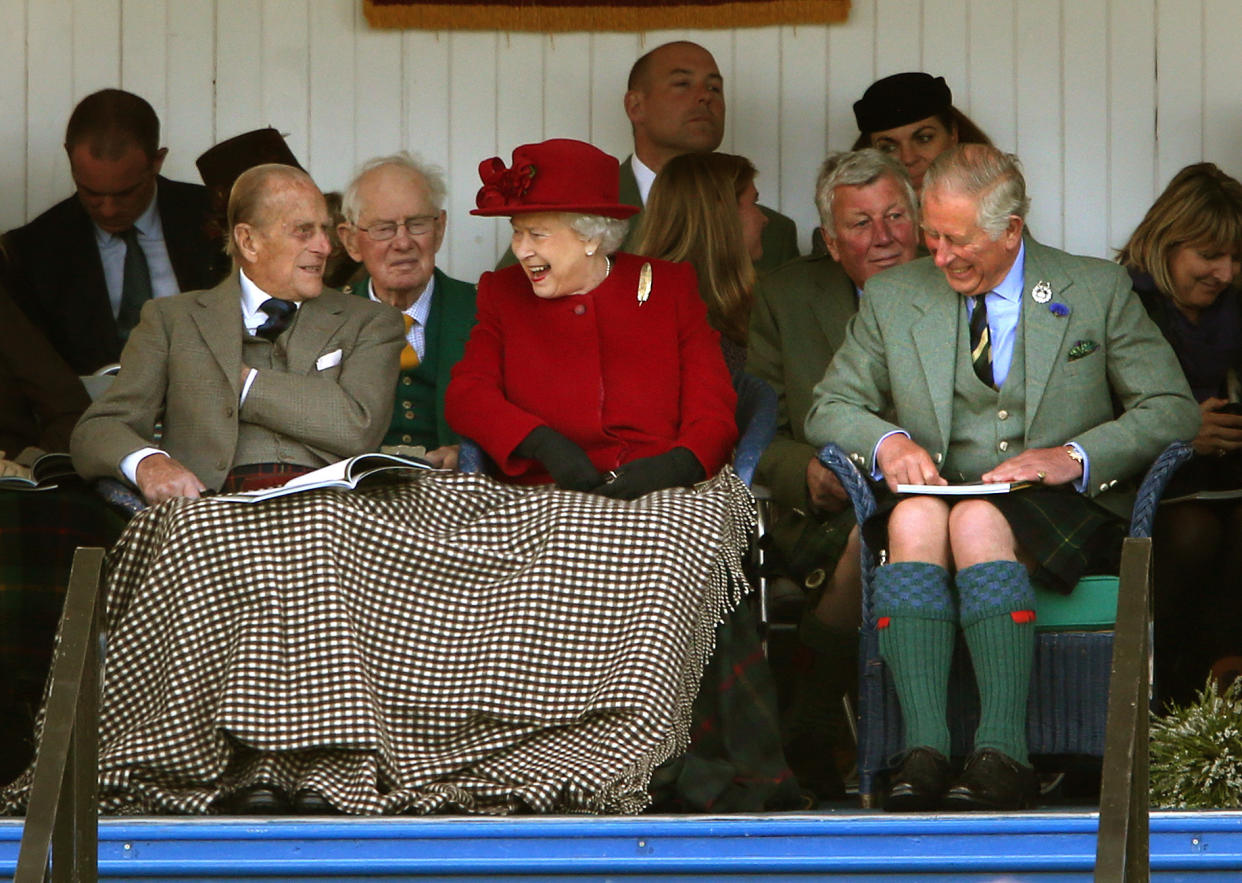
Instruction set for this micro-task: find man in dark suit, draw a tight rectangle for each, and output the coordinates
[621,41,799,272]
[1,89,227,375]
[499,42,801,272]
[71,164,403,509]
[338,153,476,470]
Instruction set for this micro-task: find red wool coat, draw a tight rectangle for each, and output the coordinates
[446,253,738,484]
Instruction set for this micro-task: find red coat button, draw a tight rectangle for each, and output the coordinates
[573,304,586,315]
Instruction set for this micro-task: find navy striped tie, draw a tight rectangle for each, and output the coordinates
[969,295,995,388]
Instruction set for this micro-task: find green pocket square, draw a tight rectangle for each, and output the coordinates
[1067,339,1099,361]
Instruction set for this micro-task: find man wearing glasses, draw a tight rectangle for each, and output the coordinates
[339,153,476,470]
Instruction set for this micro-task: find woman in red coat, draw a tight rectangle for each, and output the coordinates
[446,138,737,497]
[446,139,801,812]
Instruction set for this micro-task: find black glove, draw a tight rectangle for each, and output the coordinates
[594,447,705,500]
[514,425,603,491]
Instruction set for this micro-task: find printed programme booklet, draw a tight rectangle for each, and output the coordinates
[0,452,77,492]
[210,452,432,503]
[896,480,1033,495]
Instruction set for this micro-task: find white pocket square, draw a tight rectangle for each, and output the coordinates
[316,349,343,371]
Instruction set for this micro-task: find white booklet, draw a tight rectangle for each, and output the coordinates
[210,452,431,503]
[896,480,1033,496]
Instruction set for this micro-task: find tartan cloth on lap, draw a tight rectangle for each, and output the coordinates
[3,468,755,815]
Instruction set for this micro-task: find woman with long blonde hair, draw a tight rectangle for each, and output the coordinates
[635,152,766,374]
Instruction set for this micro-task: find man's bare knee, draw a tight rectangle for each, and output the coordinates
[888,496,950,565]
[949,500,1019,566]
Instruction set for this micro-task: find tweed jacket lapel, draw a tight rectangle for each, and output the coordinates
[809,266,858,356]
[1020,240,1074,431]
[910,268,961,453]
[190,277,245,396]
[285,291,347,375]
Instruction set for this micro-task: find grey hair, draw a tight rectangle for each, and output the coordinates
[922,144,1030,239]
[340,151,447,224]
[564,213,630,255]
[815,149,918,241]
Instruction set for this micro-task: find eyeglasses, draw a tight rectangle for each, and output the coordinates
[356,216,439,241]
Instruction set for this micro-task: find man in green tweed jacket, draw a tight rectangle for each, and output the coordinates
[338,153,476,469]
[806,144,1198,812]
[747,149,920,797]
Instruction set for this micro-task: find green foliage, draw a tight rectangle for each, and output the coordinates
[1150,678,1242,809]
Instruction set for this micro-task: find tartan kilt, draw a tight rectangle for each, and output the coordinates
[863,486,1126,594]
[647,589,802,812]
[0,481,126,780]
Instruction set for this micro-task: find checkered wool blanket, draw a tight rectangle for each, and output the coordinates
[6,468,755,816]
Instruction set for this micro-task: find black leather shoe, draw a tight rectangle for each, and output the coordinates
[293,788,338,814]
[231,783,290,814]
[944,748,1038,811]
[885,747,952,812]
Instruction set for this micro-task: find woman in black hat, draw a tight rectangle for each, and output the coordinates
[851,72,993,193]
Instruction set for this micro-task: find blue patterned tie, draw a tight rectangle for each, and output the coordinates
[256,298,296,341]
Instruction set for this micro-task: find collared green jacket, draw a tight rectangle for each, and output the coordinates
[805,238,1200,519]
[345,267,476,448]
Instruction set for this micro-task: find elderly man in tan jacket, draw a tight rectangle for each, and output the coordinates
[72,163,403,504]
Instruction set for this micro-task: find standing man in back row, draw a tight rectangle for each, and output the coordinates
[1,89,227,374]
[497,41,800,273]
[622,40,799,272]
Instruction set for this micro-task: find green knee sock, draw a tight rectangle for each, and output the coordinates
[956,560,1036,765]
[873,562,956,757]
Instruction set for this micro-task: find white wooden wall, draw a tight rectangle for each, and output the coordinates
[2,0,1240,285]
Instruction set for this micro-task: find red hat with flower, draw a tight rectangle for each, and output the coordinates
[472,138,640,219]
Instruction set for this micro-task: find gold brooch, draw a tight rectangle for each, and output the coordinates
[637,262,652,305]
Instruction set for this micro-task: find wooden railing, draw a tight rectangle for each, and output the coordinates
[14,547,105,883]
[1094,536,1153,882]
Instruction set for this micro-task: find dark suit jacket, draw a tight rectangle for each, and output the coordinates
[1,177,228,375]
[70,276,405,491]
[746,253,857,510]
[345,267,477,447]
